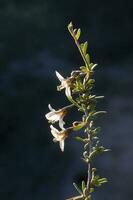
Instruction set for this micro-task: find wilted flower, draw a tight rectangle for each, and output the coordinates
[50,125,72,152]
[45,104,73,129]
[56,71,74,97]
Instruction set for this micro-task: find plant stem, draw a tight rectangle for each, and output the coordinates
[69,31,89,68]
[74,39,88,68]
[69,25,93,197]
[85,109,92,196]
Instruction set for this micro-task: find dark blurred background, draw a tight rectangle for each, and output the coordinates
[0,0,133,199]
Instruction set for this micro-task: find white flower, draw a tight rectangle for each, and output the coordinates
[56,71,72,97]
[50,125,68,152]
[45,104,68,129]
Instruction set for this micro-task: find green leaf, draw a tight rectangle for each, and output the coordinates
[83,41,88,55]
[74,136,85,142]
[85,53,90,65]
[99,178,108,184]
[81,181,86,191]
[92,127,101,135]
[73,122,85,131]
[84,142,89,150]
[75,78,83,90]
[90,187,94,193]
[80,43,84,50]
[80,65,86,70]
[68,22,73,32]
[88,79,95,84]
[91,175,108,187]
[75,28,81,40]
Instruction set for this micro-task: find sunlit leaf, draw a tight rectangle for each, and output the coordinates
[75,28,81,40]
[85,53,90,65]
[83,41,88,55]
[73,183,82,195]
[68,22,73,32]
[81,181,86,191]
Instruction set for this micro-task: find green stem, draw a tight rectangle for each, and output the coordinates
[68,30,89,68]
[85,108,92,197]
[74,39,89,68]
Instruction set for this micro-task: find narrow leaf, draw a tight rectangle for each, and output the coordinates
[90,63,98,70]
[81,181,86,191]
[85,54,90,65]
[68,22,73,32]
[73,122,85,131]
[83,41,88,55]
[93,111,107,116]
[90,187,94,193]
[66,195,83,200]
[80,43,84,50]
[74,136,85,142]
[73,183,82,195]
[95,96,104,99]
[75,28,81,40]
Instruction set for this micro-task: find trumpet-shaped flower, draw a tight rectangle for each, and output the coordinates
[56,71,73,97]
[45,104,72,129]
[50,125,69,152]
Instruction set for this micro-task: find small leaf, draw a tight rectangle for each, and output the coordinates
[95,96,104,99]
[73,122,85,131]
[90,63,97,70]
[75,28,81,40]
[80,43,84,50]
[85,196,91,200]
[80,66,86,71]
[84,142,89,150]
[93,111,107,116]
[99,178,108,184]
[74,136,85,142]
[103,148,111,152]
[83,151,88,158]
[90,187,94,193]
[83,41,88,55]
[88,79,95,84]
[73,183,82,195]
[81,181,86,191]
[89,95,96,99]
[68,22,73,32]
[81,157,88,163]
[85,54,90,65]
[66,195,83,200]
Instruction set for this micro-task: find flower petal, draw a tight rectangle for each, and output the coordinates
[59,140,65,152]
[50,125,60,140]
[45,112,60,121]
[48,104,55,111]
[56,71,64,82]
[59,119,65,130]
[65,86,71,97]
